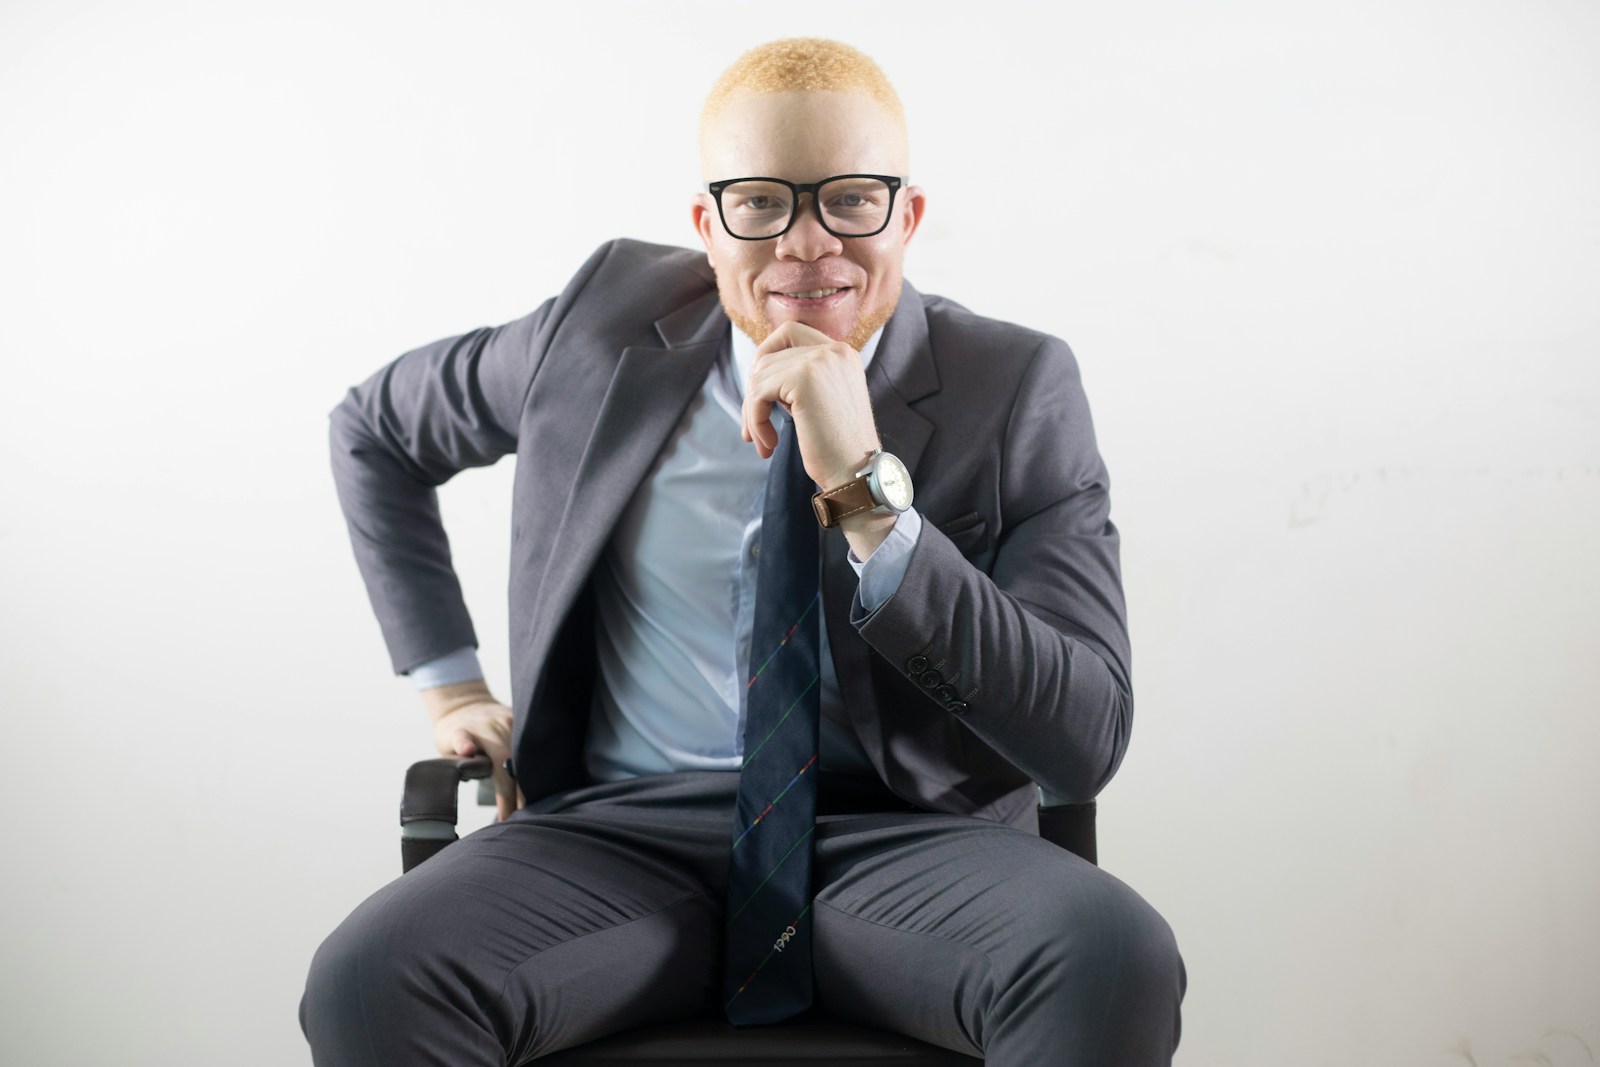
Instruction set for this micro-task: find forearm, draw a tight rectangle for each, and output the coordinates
[853,521,1131,805]
[330,405,481,673]
[327,302,558,674]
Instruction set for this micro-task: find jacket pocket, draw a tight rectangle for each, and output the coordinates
[935,511,988,555]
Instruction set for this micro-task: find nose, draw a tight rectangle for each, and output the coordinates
[774,193,843,262]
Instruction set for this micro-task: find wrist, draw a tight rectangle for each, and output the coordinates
[421,678,495,723]
[821,444,881,496]
[840,509,899,561]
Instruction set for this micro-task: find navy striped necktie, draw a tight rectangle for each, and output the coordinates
[722,413,823,1025]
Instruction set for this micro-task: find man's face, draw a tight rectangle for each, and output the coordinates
[692,91,925,350]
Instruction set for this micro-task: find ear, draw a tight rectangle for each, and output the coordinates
[690,192,717,267]
[896,185,927,248]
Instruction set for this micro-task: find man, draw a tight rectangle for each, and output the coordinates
[302,36,1184,1065]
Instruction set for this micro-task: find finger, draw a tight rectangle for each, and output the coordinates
[496,776,513,822]
[489,745,516,821]
[742,391,777,457]
[754,318,831,359]
[751,405,776,456]
[450,728,478,758]
[746,353,805,456]
[753,320,799,360]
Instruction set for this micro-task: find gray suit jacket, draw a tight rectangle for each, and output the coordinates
[330,239,1131,833]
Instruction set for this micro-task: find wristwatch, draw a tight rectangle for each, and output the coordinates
[810,449,914,528]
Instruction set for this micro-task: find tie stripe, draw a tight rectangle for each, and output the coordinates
[747,592,821,689]
[739,674,820,767]
[730,752,819,850]
[728,822,815,919]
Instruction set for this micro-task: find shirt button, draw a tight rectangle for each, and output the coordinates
[751,543,761,559]
[907,655,929,674]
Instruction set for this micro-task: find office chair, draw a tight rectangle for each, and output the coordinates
[400,756,1098,1066]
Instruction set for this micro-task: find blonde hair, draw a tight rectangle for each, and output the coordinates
[700,37,906,142]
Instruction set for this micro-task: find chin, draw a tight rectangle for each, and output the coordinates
[720,284,898,352]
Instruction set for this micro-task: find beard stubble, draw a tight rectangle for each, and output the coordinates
[720,281,901,353]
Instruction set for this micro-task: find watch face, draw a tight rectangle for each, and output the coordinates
[876,453,913,509]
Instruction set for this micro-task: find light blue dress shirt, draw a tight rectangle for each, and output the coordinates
[409,323,923,783]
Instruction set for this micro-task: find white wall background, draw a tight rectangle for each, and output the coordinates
[2,2,1596,1064]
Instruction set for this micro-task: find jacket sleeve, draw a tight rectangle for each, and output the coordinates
[328,242,616,674]
[851,336,1132,804]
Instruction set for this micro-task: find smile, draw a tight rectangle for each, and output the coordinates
[768,287,853,307]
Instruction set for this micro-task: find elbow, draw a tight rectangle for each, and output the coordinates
[328,387,366,447]
[1051,648,1132,803]
[1088,679,1133,796]
[328,387,387,480]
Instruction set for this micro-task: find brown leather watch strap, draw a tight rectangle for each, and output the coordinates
[811,477,877,528]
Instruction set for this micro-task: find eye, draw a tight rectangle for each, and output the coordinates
[726,190,791,216]
[821,182,886,215]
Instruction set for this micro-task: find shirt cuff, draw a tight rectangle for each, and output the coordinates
[407,645,484,690]
[847,507,923,613]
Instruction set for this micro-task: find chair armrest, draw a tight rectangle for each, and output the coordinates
[400,755,493,873]
[1036,800,1097,866]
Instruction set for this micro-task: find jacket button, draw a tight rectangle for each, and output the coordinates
[907,655,929,674]
[920,670,944,689]
[948,701,970,715]
[936,685,957,702]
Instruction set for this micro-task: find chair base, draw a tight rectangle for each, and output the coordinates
[535,1016,983,1065]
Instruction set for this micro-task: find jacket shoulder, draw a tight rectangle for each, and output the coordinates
[530,238,718,354]
[574,238,715,301]
[918,291,1076,380]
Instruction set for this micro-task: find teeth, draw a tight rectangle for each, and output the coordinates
[781,288,840,299]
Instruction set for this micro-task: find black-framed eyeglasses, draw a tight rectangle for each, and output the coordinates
[705,174,907,241]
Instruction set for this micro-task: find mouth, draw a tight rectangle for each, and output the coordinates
[767,286,854,309]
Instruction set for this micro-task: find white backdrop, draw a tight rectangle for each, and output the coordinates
[2,2,1596,1064]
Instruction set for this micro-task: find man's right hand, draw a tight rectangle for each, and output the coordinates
[420,679,526,822]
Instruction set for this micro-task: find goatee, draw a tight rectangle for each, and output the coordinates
[720,282,900,353]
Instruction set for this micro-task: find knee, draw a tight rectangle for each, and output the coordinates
[1055,866,1182,995]
[300,883,441,1053]
[1077,870,1180,983]
[301,896,394,1051]
[1005,856,1185,1033]
[979,855,1184,1062]
[300,909,367,1054]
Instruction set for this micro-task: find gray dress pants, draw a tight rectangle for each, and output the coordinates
[300,770,1184,1065]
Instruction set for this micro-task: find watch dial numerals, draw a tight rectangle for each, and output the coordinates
[879,458,912,508]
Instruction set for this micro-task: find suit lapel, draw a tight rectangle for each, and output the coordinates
[533,289,726,634]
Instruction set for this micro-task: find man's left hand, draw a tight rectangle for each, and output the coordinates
[741,320,882,491]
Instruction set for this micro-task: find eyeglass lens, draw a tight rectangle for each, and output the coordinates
[720,177,892,238]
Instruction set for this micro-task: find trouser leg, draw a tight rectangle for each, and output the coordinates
[299,772,739,1066]
[302,771,1185,1065]
[810,811,1186,1066]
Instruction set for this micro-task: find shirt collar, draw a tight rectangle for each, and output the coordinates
[730,322,885,401]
